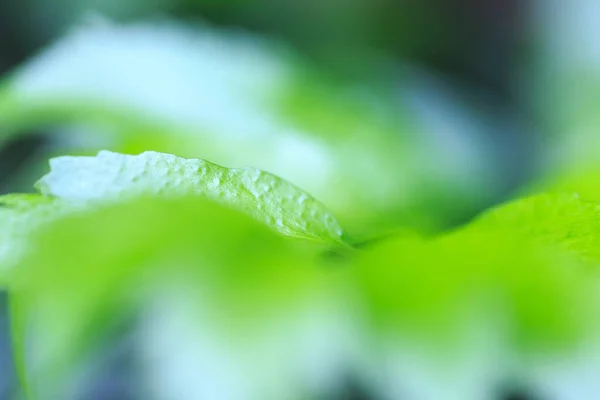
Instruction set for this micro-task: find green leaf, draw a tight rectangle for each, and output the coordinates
[350,227,600,353]
[347,193,600,353]
[36,150,346,245]
[3,149,346,398]
[10,196,323,399]
[472,193,600,262]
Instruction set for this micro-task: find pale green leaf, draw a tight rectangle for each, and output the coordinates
[36,150,346,245]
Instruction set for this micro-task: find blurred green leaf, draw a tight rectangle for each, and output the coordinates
[351,225,600,354]
[349,192,600,354]
[10,196,323,398]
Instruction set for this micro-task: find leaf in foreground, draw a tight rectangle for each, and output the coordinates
[10,196,324,400]
[36,150,346,245]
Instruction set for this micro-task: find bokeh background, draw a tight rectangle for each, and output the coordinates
[0,0,536,201]
[1,1,599,399]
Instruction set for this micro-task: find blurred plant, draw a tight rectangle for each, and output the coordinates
[529,0,600,201]
[0,10,600,400]
[1,150,600,400]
